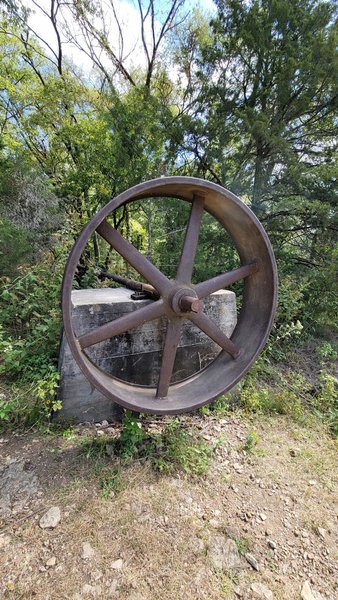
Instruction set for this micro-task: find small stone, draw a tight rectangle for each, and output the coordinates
[46,556,56,567]
[39,506,61,529]
[233,462,243,472]
[96,430,104,436]
[82,542,95,559]
[251,582,274,599]
[82,584,102,597]
[316,527,326,538]
[0,534,11,548]
[268,540,277,550]
[105,444,114,457]
[109,579,119,594]
[301,580,324,600]
[245,552,259,570]
[208,536,242,571]
[259,513,267,521]
[101,420,109,428]
[111,558,123,570]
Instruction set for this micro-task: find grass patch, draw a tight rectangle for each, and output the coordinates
[235,536,250,556]
[79,414,213,480]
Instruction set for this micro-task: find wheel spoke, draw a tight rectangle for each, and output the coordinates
[189,312,240,358]
[78,300,166,349]
[97,220,171,294]
[195,262,259,299]
[156,318,182,398]
[176,195,205,283]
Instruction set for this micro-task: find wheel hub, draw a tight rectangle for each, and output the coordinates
[170,287,204,315]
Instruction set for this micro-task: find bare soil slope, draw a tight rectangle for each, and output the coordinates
[0,413,337,600]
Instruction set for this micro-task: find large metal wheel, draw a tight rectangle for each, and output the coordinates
[62,177,277,414]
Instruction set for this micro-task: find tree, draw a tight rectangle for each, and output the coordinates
[170,0,337,329]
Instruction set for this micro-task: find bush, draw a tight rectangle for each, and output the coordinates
[0,246,67,424]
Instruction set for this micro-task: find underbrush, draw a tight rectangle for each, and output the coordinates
[0,246,68,428]
[197,335,338,438]
[237,338,338,437]
[79,413,212,494]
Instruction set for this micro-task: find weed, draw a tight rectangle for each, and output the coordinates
[235,537,250,556]
[243,431,260,452]
[78,415,213,479]
[62,427,76,440]
[313,373,338,437]
[316,341,338,363]
[200,395,231,416]
[219,573,234,597]
[152,419,212,476]
[79,436,108,461]
[0,398,13,422]
[100,468,123,499]
[118,411,146,459]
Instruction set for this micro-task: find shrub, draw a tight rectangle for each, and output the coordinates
[0,246,67,423]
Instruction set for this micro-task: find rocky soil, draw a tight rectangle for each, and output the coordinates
[0,412,337,600]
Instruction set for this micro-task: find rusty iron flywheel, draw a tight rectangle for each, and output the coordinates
[62,177,277,414]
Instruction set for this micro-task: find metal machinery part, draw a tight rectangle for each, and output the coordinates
[62,177,278,414]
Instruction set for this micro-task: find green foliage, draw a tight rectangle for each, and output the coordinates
[0,218,32,276]
[152,419,212,476]
[243,431,260,453]
[235,537,250,556]
[239,345,338,437]
[100,468,123,500]
[80,416,212,477]
[0,0,336,436]
[118,411,145,460]
[240,376,305,419]
[313,373,338,437]
[317,342,338,363]
[200,394,231,416]
[0,241,69,423]
[116,414,212,476]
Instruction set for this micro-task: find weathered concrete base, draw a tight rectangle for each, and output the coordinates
[56,288,237,423]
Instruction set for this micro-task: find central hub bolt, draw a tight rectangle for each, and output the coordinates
[171,288,204,314]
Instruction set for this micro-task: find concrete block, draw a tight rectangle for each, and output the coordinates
[56,288,236,423]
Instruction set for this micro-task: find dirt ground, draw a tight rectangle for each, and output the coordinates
[0,412,337,600]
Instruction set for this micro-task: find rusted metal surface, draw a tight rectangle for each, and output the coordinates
[62,176,278,414]
[99,270,160,300]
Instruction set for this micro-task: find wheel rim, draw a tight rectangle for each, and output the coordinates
[62,176,278,414]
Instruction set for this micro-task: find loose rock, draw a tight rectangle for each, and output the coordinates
[251,582,274,599]
[208,536,242,571]
[0,534,11,548]
[39,506,61,529]
[111,558,123,570]
[245,552,259,571]
[82,584,102,597]
[46,556,56,567]
[0,460,39,518]
[82,542,95,560]
[301,581,324,600]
